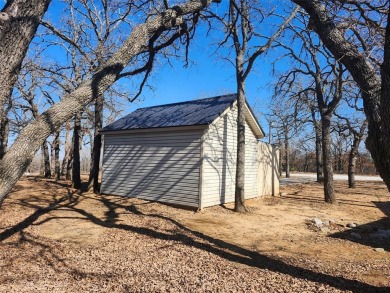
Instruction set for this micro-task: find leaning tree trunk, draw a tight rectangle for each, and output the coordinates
[321,114,336,203]
[292,0,390,190]
[72,113,81,189]
[0,0,219,205]
[0,0,51,121]
[88,93,103,193]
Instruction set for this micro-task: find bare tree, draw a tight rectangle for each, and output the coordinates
[207,0,297,212]
[268,97,307,179]
[291,0,390,191]
[334,110,367,188]
[307,99,323,182]
[275,12,346,203]
[13,58,53,178]
[41,0,136,192]
[0,0,221,204]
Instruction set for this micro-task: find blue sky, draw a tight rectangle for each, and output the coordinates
[38,0,288,133]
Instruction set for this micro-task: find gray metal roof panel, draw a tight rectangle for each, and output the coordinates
[102,94,238,131]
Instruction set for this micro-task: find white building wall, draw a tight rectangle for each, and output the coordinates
[201,104,260,207]
[258,142,280,196]
[101,130,203,208]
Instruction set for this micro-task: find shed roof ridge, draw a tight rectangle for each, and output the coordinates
[135,93,237,111]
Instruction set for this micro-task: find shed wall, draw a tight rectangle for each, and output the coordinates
[258,142,280,196]
[201,105,259,207]
[101,130,202,208]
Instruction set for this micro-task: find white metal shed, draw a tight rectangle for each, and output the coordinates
[100,94,279,209]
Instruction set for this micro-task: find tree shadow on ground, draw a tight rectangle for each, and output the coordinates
[330,201,390,252]
[0,183,389,292]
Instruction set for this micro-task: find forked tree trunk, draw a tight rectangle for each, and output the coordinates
[348,122,366,188]
[72,114,81,189]
[321,115,336,203]
[0,0,218,204]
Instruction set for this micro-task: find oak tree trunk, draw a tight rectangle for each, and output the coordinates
[0,0,51,121]
[88,93,103,193]
[348,139,359,188]
[284,127,290,178]
[61,122,71,176]
[72,114,81,189]
[321,115,336,203]
[234,76,247,213]
[0,116,9,160]
[66,147,73,181]
[314,120,323,182]
[348,122,366,188]
[41,140,51,178]
[53,131,60,180]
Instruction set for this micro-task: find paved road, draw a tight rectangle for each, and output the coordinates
[280,173,382,185]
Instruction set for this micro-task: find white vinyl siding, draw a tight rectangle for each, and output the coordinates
[101,130,203,208]
[201,105,259,207]
[258,142,280,196]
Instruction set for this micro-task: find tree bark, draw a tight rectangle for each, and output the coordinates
[53,131,60,180]
[348,139,359,188]
[66,147,73,181]
[321,115,336,203]
[0,115,9,160]
[0,0,218,204]
[61,122,71,176]
[348,122,367,188]
[234,74,247,213]
[41,140,51,178]
[88,93,103,193]
[72,113,81,189]
[314,120,323,182]
[0,0,51,122]
[284,126,290,178]
[292,0,390,190]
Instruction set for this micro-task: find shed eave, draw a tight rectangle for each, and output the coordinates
[100,124,208,135]
[244,104,264,139]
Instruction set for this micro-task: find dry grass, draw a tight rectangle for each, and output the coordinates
[0,177,389,292]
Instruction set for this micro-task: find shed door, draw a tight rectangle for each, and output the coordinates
[101,130,202,208]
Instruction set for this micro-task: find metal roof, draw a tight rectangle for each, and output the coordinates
[102,94,264,138]
[102,94,238,131]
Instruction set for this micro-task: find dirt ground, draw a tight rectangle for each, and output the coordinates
[0,177,389,292]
